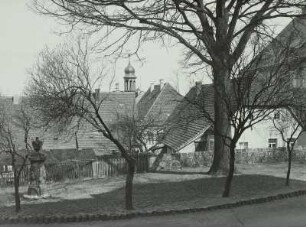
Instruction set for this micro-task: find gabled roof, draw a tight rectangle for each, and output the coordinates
[42,130,118,156]
[95,92,136,122]
[164,16,306,152]
[137,83,182,125]
[162,84,214,151]
[40,91,136,155]
[0,92,136,157]
[137,85,162,118]
[250,15,306,72]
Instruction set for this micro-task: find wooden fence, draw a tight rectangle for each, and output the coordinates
[0,153,150,187]
[0,165,30,186]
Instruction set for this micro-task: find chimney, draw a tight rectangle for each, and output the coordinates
[115,83,119,92]
[150,82,154,92]
[160,79,165,88]
[195,81,202,95]
[154,85,160,90]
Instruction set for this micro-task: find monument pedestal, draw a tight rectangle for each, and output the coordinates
[27,152,46,196]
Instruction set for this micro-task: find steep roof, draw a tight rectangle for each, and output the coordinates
[95,92,136,122]
[164,16,306,152]
[41,91,136,155]
[0,92,136,158]
[42,130,119,156]
[137,83,182,125]
[162,84,214,151]
[250,15,306,72]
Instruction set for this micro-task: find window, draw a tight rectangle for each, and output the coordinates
[3,165,13,172]
[195,141,206,152]
[239,142,249,149]
[274,111,280,120]
[268,138,278,148]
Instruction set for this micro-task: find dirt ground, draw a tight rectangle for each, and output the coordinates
[0,162,305,211]
[0,172,207,207]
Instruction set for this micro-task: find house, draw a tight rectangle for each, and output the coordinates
[236,11,306,149]
[137,80,182,125]
[38,62,139,156]
[162,82,306,153]
[162,13,306,153]
[0,62,138,164]
[136,79,183,149]
[162,82,214,153]
[40,90,136,156]
[0,60,184,167]
[237,110,305,149]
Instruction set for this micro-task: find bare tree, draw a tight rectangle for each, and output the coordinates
[0,97,33,212]
[182,27,306,196]
[26,40,138,210]
[111,112,163,153]
[111,107,172,172]
[272,110,304,186]
[31,0,306,174]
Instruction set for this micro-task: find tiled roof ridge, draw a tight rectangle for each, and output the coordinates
[143,82,176,119]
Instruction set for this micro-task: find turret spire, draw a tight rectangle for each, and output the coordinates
[124,57,136,92]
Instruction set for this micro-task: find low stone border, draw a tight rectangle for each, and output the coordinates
[1,190,306,225]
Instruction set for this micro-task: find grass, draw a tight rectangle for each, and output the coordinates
[1,173,306,218]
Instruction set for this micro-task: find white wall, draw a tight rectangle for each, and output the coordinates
[237,119,285,149]
[173,109,301,152]
[178,142,196,153]
[236,109,301,149]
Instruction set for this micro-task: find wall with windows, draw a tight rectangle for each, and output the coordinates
[236,109,304,149]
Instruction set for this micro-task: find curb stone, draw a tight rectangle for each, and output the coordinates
[1,189,306,225]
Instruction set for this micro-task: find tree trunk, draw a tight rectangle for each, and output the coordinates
[150,147,167,171]
[125,160,135,210]
[222,144,235,197]
[286,145,292,186]
[12,156,21,213]
[14,172,21,213]
[208,67,231,175]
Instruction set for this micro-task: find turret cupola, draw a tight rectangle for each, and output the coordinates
[124,59,137,92]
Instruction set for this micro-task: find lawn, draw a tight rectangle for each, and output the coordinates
[1,172,306,219]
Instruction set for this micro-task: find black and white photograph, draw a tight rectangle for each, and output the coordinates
[1,1,306,226]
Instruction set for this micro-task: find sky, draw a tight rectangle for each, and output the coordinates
[0,1,62,96]
[0,1,291,97]
[0,0,196,97]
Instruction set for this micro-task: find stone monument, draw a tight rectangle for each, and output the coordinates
[27,137,46,196]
